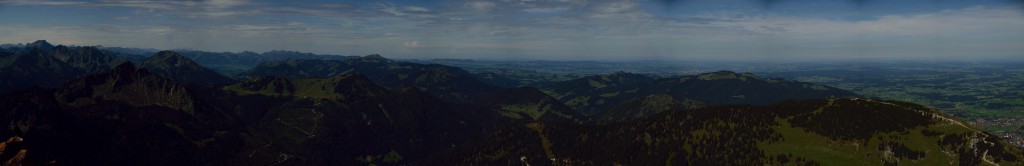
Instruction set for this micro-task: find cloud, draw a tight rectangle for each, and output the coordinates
[468,1,496,11]
[232,24,305,31]
[143,26,174,33]
[405,6,430,12]
[316,3,353,9]
[403,41,421,48]
[489,30,510,36]
[595,1,634,14]
[261,7,334,15]
[204,0,247,9]
[558,0,589,4]
[587,0,649,19]
[381,6,404,16]
[522,7,570,13]
[377,3,435,17]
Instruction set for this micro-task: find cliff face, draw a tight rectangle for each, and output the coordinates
[56,62,196,113]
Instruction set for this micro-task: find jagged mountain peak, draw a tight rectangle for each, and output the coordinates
[358,54,392,63]
[26,40,54,52]
[29,40,51,45]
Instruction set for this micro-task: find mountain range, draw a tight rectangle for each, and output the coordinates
[0,40,1020,165]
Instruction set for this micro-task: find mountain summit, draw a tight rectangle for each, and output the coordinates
[140,50,235,85]
[25,40,54,52]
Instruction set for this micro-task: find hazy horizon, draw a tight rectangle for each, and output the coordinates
[2,0,1023,62]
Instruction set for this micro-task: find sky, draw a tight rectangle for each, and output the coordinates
[0,0,1023,61]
